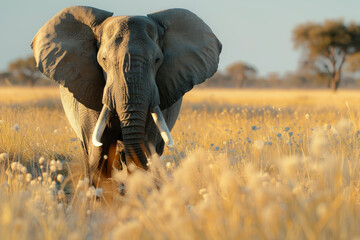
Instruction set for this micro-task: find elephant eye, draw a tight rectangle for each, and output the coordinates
[155,58,160,64]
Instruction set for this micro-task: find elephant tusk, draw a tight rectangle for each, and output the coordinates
[92,105,111,147]
[151,106,174,147]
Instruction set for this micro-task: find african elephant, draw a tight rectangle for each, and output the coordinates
[31,6,221,180]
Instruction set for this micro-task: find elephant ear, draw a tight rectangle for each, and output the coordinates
[148,9,222,109]
[31,6,113,110]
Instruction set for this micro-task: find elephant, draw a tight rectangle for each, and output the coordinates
[31,6,221,181]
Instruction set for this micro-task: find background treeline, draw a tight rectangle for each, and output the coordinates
[2,19,360,90]
[201,61,360,89]
[0,56,55,87]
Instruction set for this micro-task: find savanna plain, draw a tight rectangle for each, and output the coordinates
[1,87,360,239]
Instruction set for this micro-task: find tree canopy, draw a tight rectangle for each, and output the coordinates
[226,61,257,88]
[293,19,360,90]
[7,56,42,86]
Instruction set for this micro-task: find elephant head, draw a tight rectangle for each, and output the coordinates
[31,6,221,170]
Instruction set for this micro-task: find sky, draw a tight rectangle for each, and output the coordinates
[1,0,360,76]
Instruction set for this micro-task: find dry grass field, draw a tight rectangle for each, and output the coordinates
[1,87,360,239]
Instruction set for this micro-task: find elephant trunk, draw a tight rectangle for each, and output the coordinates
[119,99,149,170]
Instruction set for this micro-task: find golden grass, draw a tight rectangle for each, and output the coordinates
[0,87,60,105]
[187,88,360,107]
[1,87,360,239]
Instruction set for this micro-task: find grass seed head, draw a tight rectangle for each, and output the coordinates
[0,153,8,162]
[56,174,64,183]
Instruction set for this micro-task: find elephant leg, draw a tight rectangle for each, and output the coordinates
[79,141,91,179]
[60,86,101,181]
[115,141,126,170]
[60,86,126,191]
[105,141,125,177]
[89,134,117,185]
[106,143,119,176]
[89,115,123,185]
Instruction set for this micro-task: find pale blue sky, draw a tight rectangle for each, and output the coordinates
[0,0,359,76]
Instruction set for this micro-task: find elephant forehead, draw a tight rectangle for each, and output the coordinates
[103,16,157,39]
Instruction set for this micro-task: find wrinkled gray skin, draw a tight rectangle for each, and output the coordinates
[32,6,221,180]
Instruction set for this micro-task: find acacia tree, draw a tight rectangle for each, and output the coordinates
[226,61,257,88]
[293,19,360,91]
[8,56,42,86]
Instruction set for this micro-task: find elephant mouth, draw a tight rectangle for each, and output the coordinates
[92,104,174,149]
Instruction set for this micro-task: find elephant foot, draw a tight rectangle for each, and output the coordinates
[115,141,127,169]
[101,141,126,178]
[106,143,119,176]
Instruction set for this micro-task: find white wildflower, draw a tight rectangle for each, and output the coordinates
[95,188,103,197]
[20,166,27,174]
[56,160,63,170]
[0,153,8,162]
[253,140,264,150]
[38,156,45,165]
[50,165,56,172]
[11,162,19,171]
[166,162,172,170]
[198,188,207,195]
[26,173,32,182]
[57,174,64,183]
[50,159,56,166]
[147,159,152,167]
[76,180,85,190]
[86,186,96,199]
